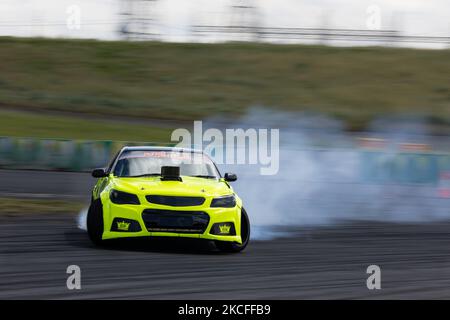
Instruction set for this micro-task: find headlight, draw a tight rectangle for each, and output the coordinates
[110,189,140,205]
[210,195,236,208]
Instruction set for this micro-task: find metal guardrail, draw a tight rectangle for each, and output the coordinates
[192,26,450,45]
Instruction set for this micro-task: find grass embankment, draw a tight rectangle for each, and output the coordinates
[0,197,84,214]
[0,36,449,138]
[0,109,173,142]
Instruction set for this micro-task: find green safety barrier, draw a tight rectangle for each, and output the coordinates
[360,151,450,185]
[0,137,176,172]
[0,136,449,184]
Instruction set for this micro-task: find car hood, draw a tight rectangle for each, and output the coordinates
[111,176,233,198]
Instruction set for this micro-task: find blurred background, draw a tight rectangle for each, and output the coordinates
[0,0,449,212]
[0,0,450,299]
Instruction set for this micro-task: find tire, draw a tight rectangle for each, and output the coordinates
[87,198,104,245]
[215,207,250,253]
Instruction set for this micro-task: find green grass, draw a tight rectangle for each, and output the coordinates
[0,110,173,141]
[0,197,84,214]
[0,37,449,132]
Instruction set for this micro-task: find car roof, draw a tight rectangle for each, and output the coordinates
[121,146,205,154]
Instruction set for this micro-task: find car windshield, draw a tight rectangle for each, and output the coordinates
[113,150,220,178]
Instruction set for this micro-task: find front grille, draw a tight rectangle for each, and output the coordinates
[146,195,205,207]
[142,209,209,234]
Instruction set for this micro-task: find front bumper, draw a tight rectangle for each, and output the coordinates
[101,199,243,244]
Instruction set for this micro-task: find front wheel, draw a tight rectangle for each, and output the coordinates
[215,208,250,253]
[87,198,104,245]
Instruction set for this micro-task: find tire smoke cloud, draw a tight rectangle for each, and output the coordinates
[205,108,450,240]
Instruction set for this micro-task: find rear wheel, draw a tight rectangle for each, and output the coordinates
[215,208,250,253]
[87,198,104,245]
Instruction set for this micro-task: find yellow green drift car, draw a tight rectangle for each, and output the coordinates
[87,146,250,252]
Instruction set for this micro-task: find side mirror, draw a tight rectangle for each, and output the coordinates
[92,168,107,178]
[224,173,237,182]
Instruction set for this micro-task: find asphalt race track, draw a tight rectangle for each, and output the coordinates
[2,169,450,299]
[0,169,93,200]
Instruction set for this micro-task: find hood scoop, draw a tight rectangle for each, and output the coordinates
[160,166,182,182]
